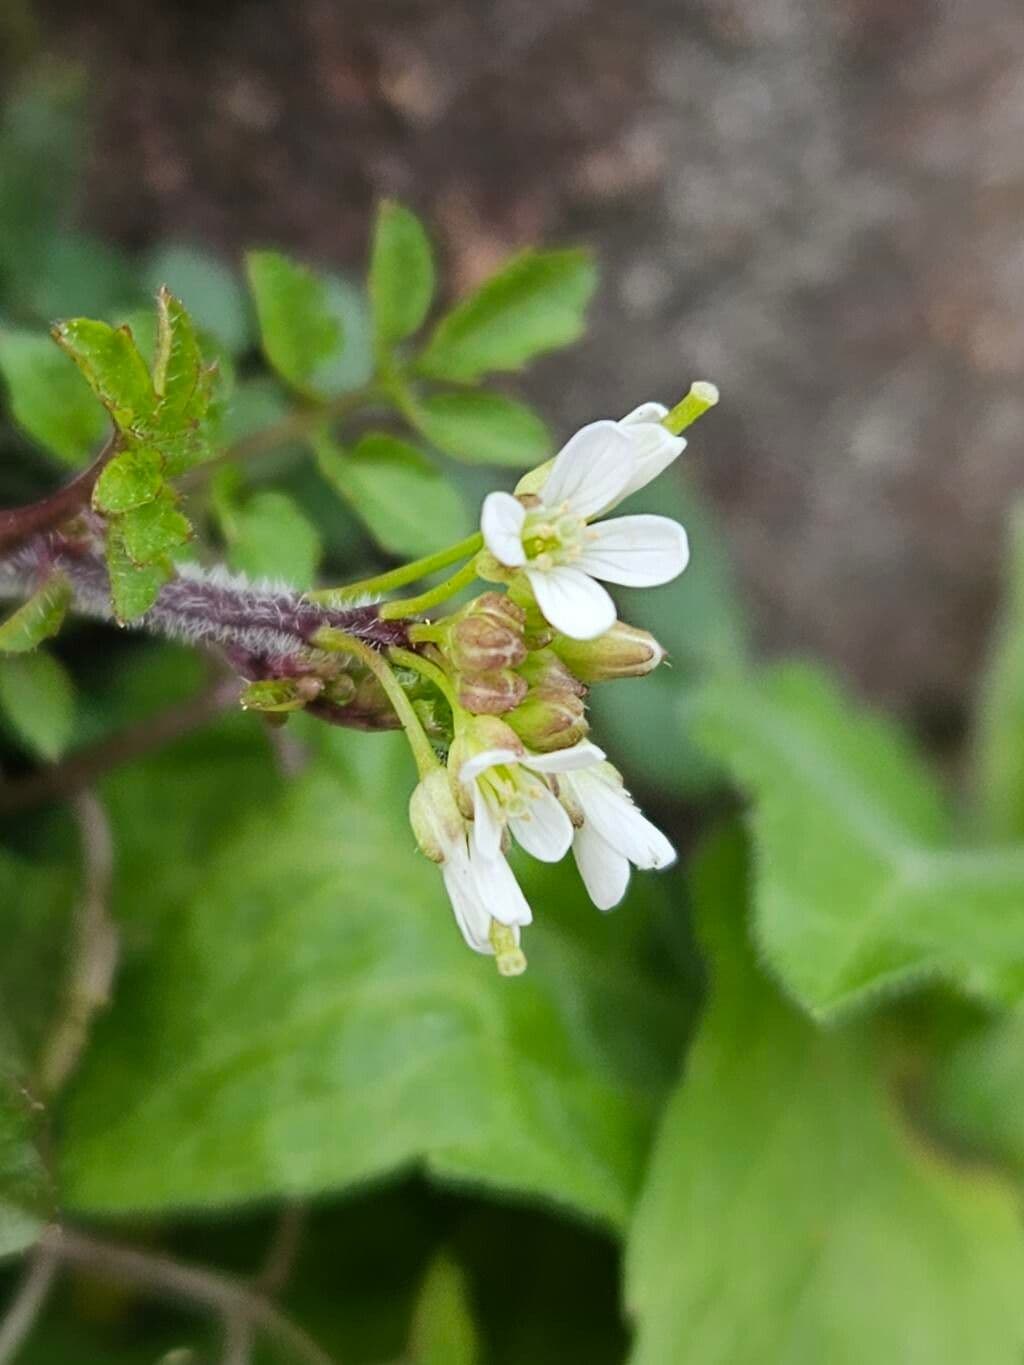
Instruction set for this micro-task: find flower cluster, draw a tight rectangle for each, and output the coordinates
[397,394,714,973]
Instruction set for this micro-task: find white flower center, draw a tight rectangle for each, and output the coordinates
[521,501,586,567]
[479,764,546,824]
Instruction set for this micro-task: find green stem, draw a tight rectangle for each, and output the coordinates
[378,557,480,621]
[662,381,720,436]
[309,533,483,605]
[313,628,438,776]
[388,646,461,712]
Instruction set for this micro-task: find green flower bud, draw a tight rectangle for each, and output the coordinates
[506,688,589,751]
[409,769,465,863]
[456,668,528,716]
[450,592,527,673]
[552,620,666,682]
[517,647,586,697]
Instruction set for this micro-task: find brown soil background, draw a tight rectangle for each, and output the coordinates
[32,0,1024,722]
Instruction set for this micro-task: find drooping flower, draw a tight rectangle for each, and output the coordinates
[451,716,606,864]
[558,761,676,911]
[481,419,689,641]
[409,770,530,972]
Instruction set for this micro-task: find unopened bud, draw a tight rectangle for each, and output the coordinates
[409,770,465,864]
[456,668,528,716]
[321,673,356,706]
[517,647,586,697]
[240,677,322,713]
[450,593,527,673]
[552,621,666,682]
[506,689,589,751]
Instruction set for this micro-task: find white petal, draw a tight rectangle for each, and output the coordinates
[522,739,606,774]
[460,746,521,786]
[572,770,677,870]
[442,843,493,953]
[541,422,635,520]
[573,822,631,911]
[471,845,533,927]
[470,782,504,861]
[612,427,686,507]
[526,564,616,640]
[576,515,689,587]
[619,401,669,426]
[509,785,573,862]
[481,491,527,567]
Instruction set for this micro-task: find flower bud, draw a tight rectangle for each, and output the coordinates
[409,769,465,863]
[455,668,528,716]
[506,689,589,751]
[449,593,527,674]
[517,647,586,697]
[552,621,666,682]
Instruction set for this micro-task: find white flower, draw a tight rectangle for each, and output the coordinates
[559,762,676,911]
[482,416,689,641]
[610,402,688,510]
[410,770,531,960]
[456,728,607,864]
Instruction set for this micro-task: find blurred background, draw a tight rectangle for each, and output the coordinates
[7,0,1023,721]
[1,0,1022,1361]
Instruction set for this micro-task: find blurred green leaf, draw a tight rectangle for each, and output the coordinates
[696,664,1024,1018]
[105,523,170,622]
[0,651,75,759]
[971,504,1024,841]
[224,489,322,588]
[0,329,107,465]
[316,431,469,558]
[409,1253,480,1365]
[0,575,70,653]
[0,1064,47,1259]
[51,318,155,434]
[410,391,551,467]
[93,447,163,514]
[417,249,596,383]
[143,244,251,356]
[61,731,677,1231]
[625,827,1024,1365]
[29,233,140,323]
[370,200,435,348]
[246,251,344,398]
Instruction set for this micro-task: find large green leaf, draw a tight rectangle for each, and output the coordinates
[246,250,344,398]
[695,664,1024,1018]
[317,432,469,558]
[409,391,551,467]
[971,504,1024,840]
[417,249,596,383]
[370,200,435,348]
[625,828,1024,1365]
[0,329,107,465]
[60,730,679,1230]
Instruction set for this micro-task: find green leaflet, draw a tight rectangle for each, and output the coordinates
[246,249,345,398]
[317,431,469,558]
[370,200,436,348]
[0,576,71,653]
[695,664,1024,1018]
[417,249,597,383]
[51,318,155,432]
[409,391,551,467]
[60,730,680,1231]
[408,1253,480,1365]
[625,828,1024,1365]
